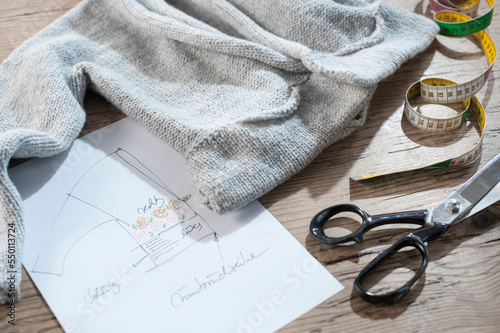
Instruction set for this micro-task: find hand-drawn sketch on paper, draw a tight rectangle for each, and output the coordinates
[29,147,221,277]
[13,118,343,333]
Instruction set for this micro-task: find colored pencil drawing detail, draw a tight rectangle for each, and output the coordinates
[132,201,192,241]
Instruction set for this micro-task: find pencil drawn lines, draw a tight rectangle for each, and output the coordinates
[66,193,130,227]
[114,148,177,198]
[30,147,223,277]
[31,219,121,277]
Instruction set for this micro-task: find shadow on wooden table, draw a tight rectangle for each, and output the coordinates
[348,163,480,201]
[349,276,426,319]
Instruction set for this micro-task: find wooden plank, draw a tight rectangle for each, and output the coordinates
[0,0,499,332]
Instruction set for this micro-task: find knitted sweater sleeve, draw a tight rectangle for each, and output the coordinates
[0,6,90,303]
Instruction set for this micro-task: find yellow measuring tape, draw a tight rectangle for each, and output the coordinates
[357,0,496,180]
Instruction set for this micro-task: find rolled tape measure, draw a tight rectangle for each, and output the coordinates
[356,0,496,180]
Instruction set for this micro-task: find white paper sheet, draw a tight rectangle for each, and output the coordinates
[9,118,343,333]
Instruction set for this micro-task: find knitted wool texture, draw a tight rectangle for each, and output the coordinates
[0,0,438,302]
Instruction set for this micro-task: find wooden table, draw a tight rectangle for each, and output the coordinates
[1,1,499,332]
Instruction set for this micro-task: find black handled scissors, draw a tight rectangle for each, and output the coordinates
[310,153,500,304]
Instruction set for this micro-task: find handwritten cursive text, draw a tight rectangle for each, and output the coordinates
[170,247,269,308]
[83,280,121,304]
[137,196,165,214]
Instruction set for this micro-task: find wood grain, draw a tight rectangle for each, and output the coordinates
[1,0,499,332]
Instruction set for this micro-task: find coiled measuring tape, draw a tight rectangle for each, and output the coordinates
[357,0,496,180]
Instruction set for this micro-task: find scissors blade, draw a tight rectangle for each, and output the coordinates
[432,153,500,225]
[461,180,500,220]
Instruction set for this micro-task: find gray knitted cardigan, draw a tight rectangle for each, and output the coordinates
[0,0,438,301]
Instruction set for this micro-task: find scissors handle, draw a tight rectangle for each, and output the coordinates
[354,221,450,303]
[309,204,428,245]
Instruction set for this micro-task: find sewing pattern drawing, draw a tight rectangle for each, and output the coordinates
[30,148,221,276]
